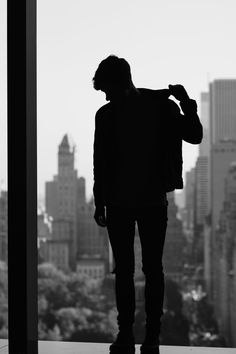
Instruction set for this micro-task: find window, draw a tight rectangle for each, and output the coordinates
[36,0,236,350]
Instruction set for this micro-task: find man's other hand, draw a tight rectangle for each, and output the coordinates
[168,84,190,102]
[94,206,107,227]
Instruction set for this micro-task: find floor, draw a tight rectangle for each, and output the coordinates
[0,340,236,354]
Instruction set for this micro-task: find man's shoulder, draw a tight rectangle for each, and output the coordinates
[138,87,180,113]
[138,87,170,100]
[95,103,111,120]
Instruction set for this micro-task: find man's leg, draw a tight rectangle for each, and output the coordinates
[137,206,168,340]
[106,206,136,332]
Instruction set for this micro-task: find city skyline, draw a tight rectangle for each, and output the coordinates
[1,72,236,345]
[2,81,236,202]
[38,77,236,347]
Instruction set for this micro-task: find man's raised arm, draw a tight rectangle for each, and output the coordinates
[168,84,203,144]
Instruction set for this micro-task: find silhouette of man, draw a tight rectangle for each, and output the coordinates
[92,55,203,354]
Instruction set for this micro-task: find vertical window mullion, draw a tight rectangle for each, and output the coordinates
[8,0,38,353]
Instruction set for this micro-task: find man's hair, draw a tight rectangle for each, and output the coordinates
[93,55,132,90]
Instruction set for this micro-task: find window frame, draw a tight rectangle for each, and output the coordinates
[8,0,38,353]
[6,1,234,352]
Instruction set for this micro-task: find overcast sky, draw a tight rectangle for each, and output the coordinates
[1,0,236,200]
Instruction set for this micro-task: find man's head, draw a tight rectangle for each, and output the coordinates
[93,55,134,102]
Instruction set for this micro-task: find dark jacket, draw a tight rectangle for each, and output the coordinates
[93,88,203,208]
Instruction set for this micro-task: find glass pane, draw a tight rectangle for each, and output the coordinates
[0,0,8,342]
[37,0,236,348]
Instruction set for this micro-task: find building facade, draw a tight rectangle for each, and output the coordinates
[199,92,210,157]
[195,156,209,226]
[204,80,236,302]
[184,168,196,232]
[163,192,185,283]
[209,80,236,145]
[215,163,236,346]
[45,135,80,271]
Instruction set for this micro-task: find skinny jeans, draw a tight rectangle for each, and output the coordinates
[106,205,168,333]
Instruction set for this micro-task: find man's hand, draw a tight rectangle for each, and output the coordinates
[94,206,107,227]
[168,84,190,102]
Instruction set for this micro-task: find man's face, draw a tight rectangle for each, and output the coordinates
[101,83,128,102]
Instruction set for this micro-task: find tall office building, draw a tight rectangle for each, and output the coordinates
[45,134,84,271]
[184,168,196,231]
[77,200,108,262]
[199,92,210,157]
[210,140,236,302]
[134,224,143,280]
[209,80,236,144]
[196,92,210,223]
[215,163,236,346]
[208,79,236,304]
[46,135,86,219]
[195,156,209,225]
[211,140,236,235]
[195,93,211,280]
[163,192,186,283]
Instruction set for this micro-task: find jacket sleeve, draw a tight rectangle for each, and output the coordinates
[168,98,203,144]
[93,109,105,208]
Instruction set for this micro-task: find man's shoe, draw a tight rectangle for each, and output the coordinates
[109,330,135,354]
[140,331,160,354]
[140,343,160,354]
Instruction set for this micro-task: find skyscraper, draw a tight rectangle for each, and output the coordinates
[185,168,196,231]
[210,141,236,303]
[211,140,236,238]
[215,162,236,346]
[76,200,108,262]
[209,80,236,144]
[199,92,210,157]
[163,192,186,283]
[195,156,209,225]
[195,92,210,223]
[46,134,84,270]
[196,92,210,222]
[207,79,236,304]
[195,92,211,282]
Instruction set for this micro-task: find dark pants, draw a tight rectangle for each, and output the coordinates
[106,205,168,333]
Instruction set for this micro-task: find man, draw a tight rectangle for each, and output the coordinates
[92,55,202,354]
